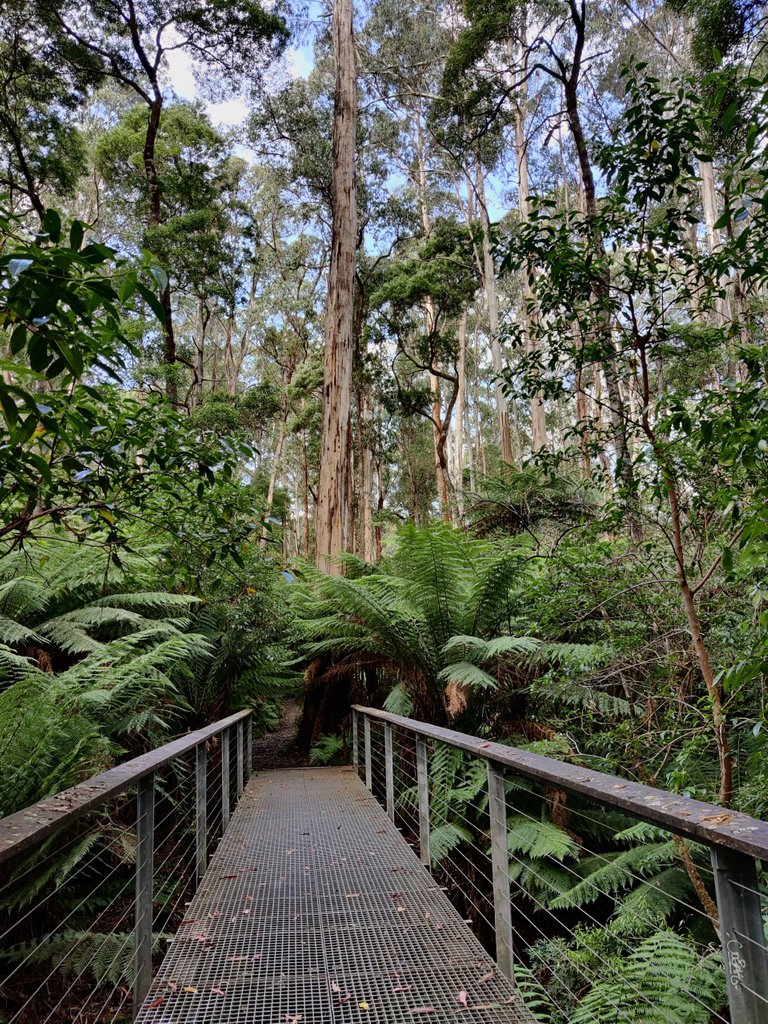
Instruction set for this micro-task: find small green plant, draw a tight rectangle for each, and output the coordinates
[309,733,345,765]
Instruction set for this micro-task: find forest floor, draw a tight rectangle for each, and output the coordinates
[251,697,308,769]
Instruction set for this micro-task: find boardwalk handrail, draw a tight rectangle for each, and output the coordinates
[351,704,768,860]
[0,708,252,865]
[352,704,768,1024]
[0,708,253,1017]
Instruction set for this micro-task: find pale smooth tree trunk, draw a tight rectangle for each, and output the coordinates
[415,108,454,519]
[315,0,357,575]
[453,311,467,515]
[475,159,515,470]
[357,393,374,562]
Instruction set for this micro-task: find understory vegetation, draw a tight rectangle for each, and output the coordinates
[1,0,768,1020]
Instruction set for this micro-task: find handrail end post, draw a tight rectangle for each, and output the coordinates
[133,771,155,1017]
[195,742,208,882]
[487,762,514,985]
[711,844,768,1023]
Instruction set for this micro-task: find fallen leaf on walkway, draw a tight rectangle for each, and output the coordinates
[393,986,412,992]
[478,743,491,749]
[390,892,403,898]
[211,988,226,996]
[331,982,341,994]
[457,991,468,1007]
[183,986,198,994]
[339,994,352,1004]
[285,848,296,855]
[408,1007,436,1014]
[148,997,164,1009]
[358,1001,370,1010]
[478,970,495,983]
[219,874,238,879]
[345,892,360,898]
[180,919,197,925]
[192,933,209,942]
[283,1014,303,1023]
[166,982,178,992]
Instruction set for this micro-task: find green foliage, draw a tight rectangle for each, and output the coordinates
[569,930,724,1024]
[309,733,345,765]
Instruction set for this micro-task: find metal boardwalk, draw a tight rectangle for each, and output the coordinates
[135,767,533,1024]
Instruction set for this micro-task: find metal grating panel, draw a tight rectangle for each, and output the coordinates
[135,767,534,1023]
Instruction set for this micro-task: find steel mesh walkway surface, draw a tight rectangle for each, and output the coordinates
[135,767,533,1024]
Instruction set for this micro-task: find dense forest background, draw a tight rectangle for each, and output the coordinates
[1,0,768,1020]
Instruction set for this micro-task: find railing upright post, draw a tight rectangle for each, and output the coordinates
[352,710,359,770]
[364,716,372,791]
[415,735,430,867]
[195,743,207,881]
[133,771,155,1016]
[246,715,253,782]
[711,845,768,1023]
[221,727,231,831]
[384,723,395,822]
[487,762,514,984]
[236,719,244,799]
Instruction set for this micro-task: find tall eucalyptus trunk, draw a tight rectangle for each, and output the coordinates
[315,0,357,574]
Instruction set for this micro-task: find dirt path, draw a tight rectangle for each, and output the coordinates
[251,697,309,769]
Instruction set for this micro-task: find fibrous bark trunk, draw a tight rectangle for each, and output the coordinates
[315,0,357,575]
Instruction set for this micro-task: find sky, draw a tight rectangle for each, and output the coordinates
[165,45,314,130]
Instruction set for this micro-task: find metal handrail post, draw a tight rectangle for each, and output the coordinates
[416,735,430,867]
[352,709,359,770]
[133,772,155,1016]
[221,727,231,831]
[711,846,768,1023]
[488,763,514,983]
[246,715,253,782]
[384,723,395,822]
[364,716,372,791]
[236,720,244,799]
[195,743,207,881]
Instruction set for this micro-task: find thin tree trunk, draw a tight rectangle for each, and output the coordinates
[315,0,357,575]
[509,39,547,454]
[636,337,731,805]
[562,16,640,538]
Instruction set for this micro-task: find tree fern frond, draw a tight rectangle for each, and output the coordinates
[429,821,472,864]
[551,841,679,910]
[569,930,724,1024]
[383,683,413,717]
[437,661,498,689]
[507,815,580,863]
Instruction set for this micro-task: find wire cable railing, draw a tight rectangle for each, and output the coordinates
[0,710,253,1022]
[352,704,768,1024]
